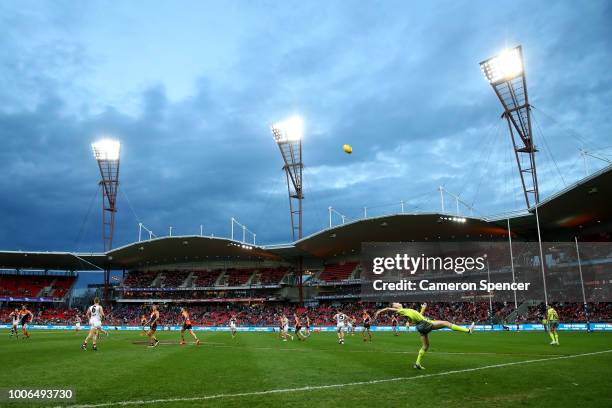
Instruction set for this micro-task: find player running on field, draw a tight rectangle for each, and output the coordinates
[294,314,306,341]
[19,305,34,339]
[229,315,238,338]
[362,310,372,342]
[81,298,104,351]
[304,315,311,337]
[391,315,399,336]
[9,308,20,339]
[279,314,293,341]
[146,305,160,348]
[333,310,348,344]
[547,305,560,345]
[179,307,200,345]
[347,316,355,336]
[375,302,474,370]
[140,314,148,336]
[75,315,82,332]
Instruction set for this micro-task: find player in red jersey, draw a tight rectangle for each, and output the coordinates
[19,305,34,338]
[146,305,160,348]
[179,307,200,345]
[391,315,399,336]
[304,315,311,337]
[294,314,306,341]
[139,314,148,336]
[362,310,373,342]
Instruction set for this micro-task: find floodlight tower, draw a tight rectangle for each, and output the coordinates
[92,139,121,252]
[271,115,304,304]
[480,46,539,208]
[271,115,304,241]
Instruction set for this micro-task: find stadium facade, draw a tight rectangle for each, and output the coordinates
[0,164,610,310]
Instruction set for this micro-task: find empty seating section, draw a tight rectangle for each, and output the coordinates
[319,262,358,282]
[225,268,254,286]
[50,277,76,298]
[123,271,158,287]
[256,268,288,285]
[192,270,222,287]
[0,275,74,297]
[159,270,191,287]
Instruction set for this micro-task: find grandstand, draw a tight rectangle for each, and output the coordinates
[0,165,611,326]
[0,272,76,301]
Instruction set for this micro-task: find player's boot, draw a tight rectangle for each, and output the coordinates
[154,339,160,347]
[81,343,87,351]
[180,341,186,345]
[196,339,201,346]
[468,322,475,334]
[93,344,97,351]
[413,363,425,370]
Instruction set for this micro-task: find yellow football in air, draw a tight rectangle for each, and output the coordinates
[343,144,353,154]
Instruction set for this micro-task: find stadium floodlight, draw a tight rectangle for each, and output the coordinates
[91,138,121,253]
[479,45,539,208]
[270,115,304,241]
[480,48,523,84]
[271,115,304,142]
[271,115,305,304]
[92,139,121,161]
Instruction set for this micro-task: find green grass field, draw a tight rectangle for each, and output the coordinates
[1,329,611,408]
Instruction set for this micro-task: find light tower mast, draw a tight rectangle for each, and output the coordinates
[271,115,304,241]
[271,115,304,304]
[92,139,121,251]
[480,46,539,208]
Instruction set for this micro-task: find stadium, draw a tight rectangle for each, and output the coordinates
[1,3,612,408]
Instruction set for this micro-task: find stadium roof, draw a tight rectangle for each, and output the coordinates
[0,165,610,271]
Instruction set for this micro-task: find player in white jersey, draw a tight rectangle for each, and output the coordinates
[229,315,238,338]
[279,314,293,341]
[75,315,82,332]
[81,297,104,351]
[346,316,354,336]
[333,311,348,344]
[9,308,20,339]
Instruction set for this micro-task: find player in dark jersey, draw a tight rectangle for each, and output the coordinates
[391,315,399,336]
[304,315,311,337]
[19,305,33,339]
[140,314,148,336]
[294,314,306,341]
[179,307,200,345]
[146,305,160,348]
[362,310,373,342]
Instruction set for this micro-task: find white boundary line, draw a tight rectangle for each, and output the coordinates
[51,349,612,408]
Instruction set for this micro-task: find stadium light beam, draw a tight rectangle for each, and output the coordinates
[479,45,539,208]
[92,138,121,252]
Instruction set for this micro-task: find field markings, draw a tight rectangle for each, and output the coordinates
[51,349,612,408]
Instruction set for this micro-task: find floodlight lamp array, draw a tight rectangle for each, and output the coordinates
[271,115,303,143]
[92,139,121,161]
[480,47,523,83]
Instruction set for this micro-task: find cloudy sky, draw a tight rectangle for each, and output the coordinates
[1,0,611,252]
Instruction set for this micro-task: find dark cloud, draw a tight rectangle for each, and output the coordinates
[0,1,611,253]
